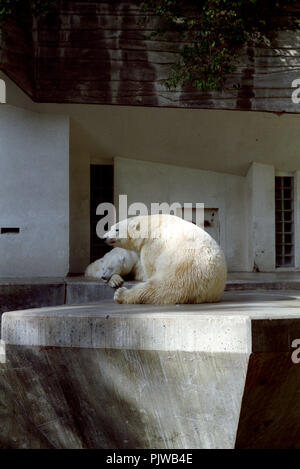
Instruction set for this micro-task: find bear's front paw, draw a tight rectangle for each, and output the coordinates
[114,287,128,304]
[108,274,124,288]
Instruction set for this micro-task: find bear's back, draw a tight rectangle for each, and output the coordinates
[149,214,220,249]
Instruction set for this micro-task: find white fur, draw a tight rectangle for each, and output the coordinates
[102,214,227,304]
[84,247,146,288]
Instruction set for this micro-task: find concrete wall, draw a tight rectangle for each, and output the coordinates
[69,120,90,274]
[246,163,276,272]
[0,104,69,277]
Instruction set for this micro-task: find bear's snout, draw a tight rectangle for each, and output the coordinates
[104,237,116,246]
[102,232,115,245]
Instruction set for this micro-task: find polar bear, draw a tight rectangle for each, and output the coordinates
[102,214,227,304]
[84,247,146,288]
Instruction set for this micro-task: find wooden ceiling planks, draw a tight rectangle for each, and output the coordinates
[1,0,300,112]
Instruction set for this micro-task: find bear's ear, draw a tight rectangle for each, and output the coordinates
[131,220,140,232]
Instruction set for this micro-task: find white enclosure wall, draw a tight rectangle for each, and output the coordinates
[0,104,69,277]
[246,163,275,272]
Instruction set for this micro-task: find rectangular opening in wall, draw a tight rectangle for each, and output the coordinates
[1,228,20,234]
[90,165,114,263]
[275,176,294,268]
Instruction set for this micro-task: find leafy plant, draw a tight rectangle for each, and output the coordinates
[142,0,297,91]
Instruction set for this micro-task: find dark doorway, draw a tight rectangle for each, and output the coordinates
[90,165,114,263]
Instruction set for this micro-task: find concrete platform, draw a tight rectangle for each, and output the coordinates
[1,290,300,449]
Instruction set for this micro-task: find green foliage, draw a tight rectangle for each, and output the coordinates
[142,0,297,91]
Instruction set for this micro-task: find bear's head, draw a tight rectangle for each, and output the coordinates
[99,249,128,281]
[102,216,152,251]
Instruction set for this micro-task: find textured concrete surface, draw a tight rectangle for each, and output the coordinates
[0,347,248,449]
[2,299,253,352]
[235,352,300,449]
[2,290,300,448]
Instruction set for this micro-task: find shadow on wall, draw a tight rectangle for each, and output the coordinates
[0,347,170,448]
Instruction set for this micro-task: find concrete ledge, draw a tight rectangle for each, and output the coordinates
[1,302,251,353]
[3,290,300,352]
[0,278,123,318]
